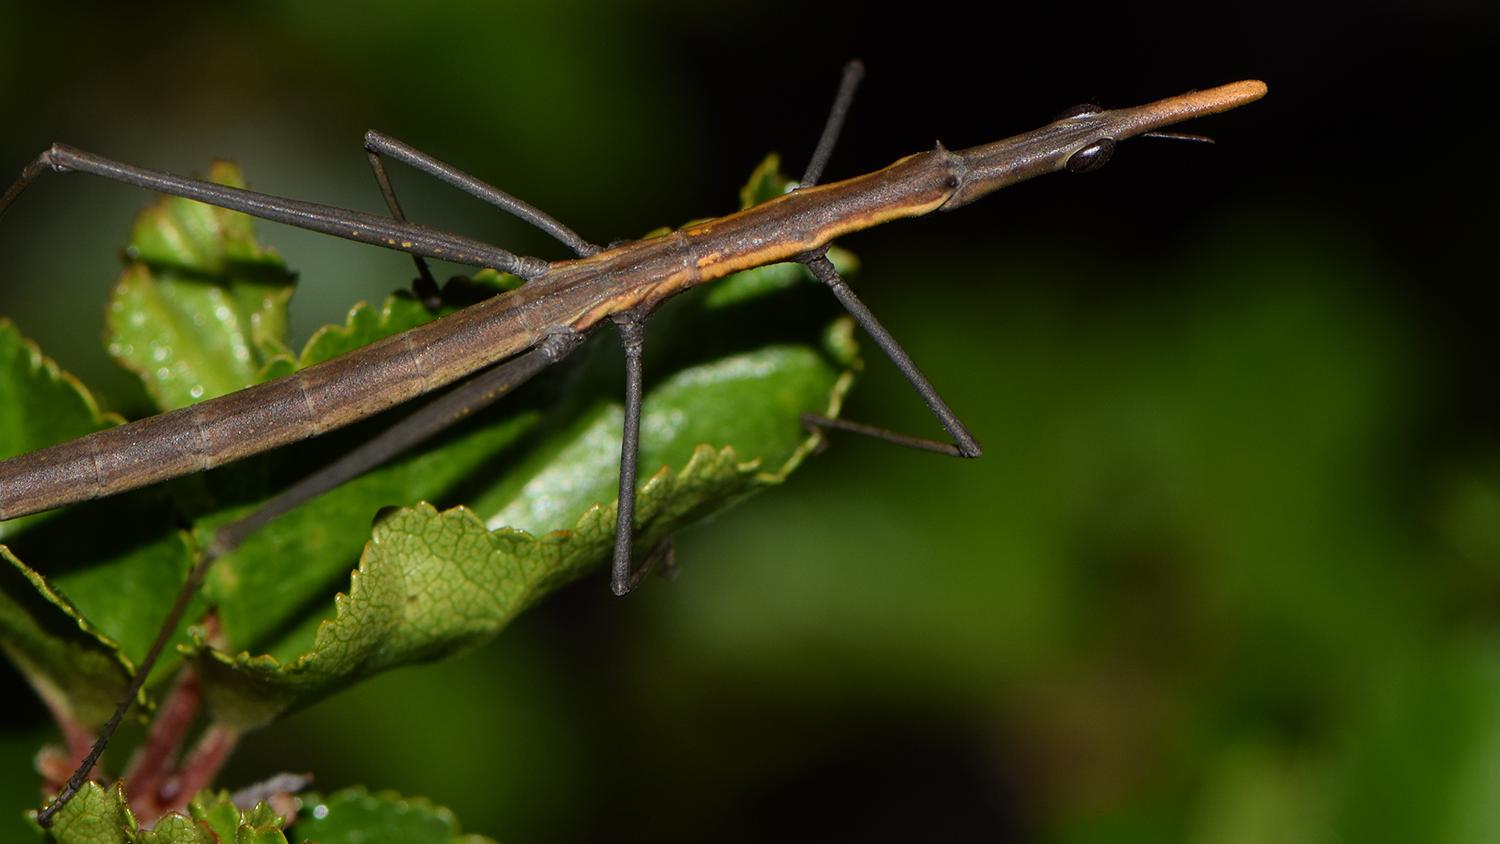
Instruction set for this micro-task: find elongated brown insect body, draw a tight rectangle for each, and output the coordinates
[0,79,1266,520]
[3,68,1269,827]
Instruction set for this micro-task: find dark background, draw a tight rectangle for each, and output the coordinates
[1,1,1497,841]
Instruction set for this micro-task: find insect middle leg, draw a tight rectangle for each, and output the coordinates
[362,131,599,305]
[609,313,652,596]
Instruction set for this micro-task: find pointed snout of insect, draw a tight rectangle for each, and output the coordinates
[943,79,1267,210]
[1110,79,1269,139]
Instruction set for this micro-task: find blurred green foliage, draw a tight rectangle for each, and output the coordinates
[0,2,1494,842]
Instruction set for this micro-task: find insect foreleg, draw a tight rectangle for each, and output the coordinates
[0,156,50,218]
[0,144,550,279]
[798,251,982,459]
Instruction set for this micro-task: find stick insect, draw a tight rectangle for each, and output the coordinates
[0,64,1266,825]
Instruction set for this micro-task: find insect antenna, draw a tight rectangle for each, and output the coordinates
[1142,130,1216,143]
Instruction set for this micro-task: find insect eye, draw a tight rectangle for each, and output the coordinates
[1066,138,1115,173]
[1054,103,1102,120]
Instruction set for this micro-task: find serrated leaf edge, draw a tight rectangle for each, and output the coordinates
[0,547,144,719]
[0,318,123,432]
[189,333,856,678]
[34,781,294,844]
[290,294,410,372]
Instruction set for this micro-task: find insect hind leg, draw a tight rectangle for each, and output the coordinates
[799,251,982,459]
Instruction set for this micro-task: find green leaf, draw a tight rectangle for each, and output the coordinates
[0,321,118,540]
[193,330,853,726]
[255,272,519,385]
[0,546,136,728]
[289,789,495,844]
[705,154,858,309]
[136,815,212,844]
[39,781,135,844]
[201,274,549,653]
[197,389,544,655]
[698,250,858,311]
[2,155,858,805]
[0,510,201,725]
[36,784,292,844]
[106,161,295,411]
[739,152,793,207]
[174,155,858,725]
[184,791,244,843]
[38,786,489,844]
[477,342,851,536]
[0,323,198,723]
[199,278,545,653]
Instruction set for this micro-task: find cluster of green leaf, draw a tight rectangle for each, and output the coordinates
[43,783,491,844]
[0,156,858,841]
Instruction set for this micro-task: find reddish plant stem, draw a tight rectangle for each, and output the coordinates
[123,667,202,816]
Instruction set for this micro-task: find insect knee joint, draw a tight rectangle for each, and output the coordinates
[539,328,583,361]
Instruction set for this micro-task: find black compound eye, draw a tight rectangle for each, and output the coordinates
[1054,103,1102,120]
[1066,138,1116,173]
